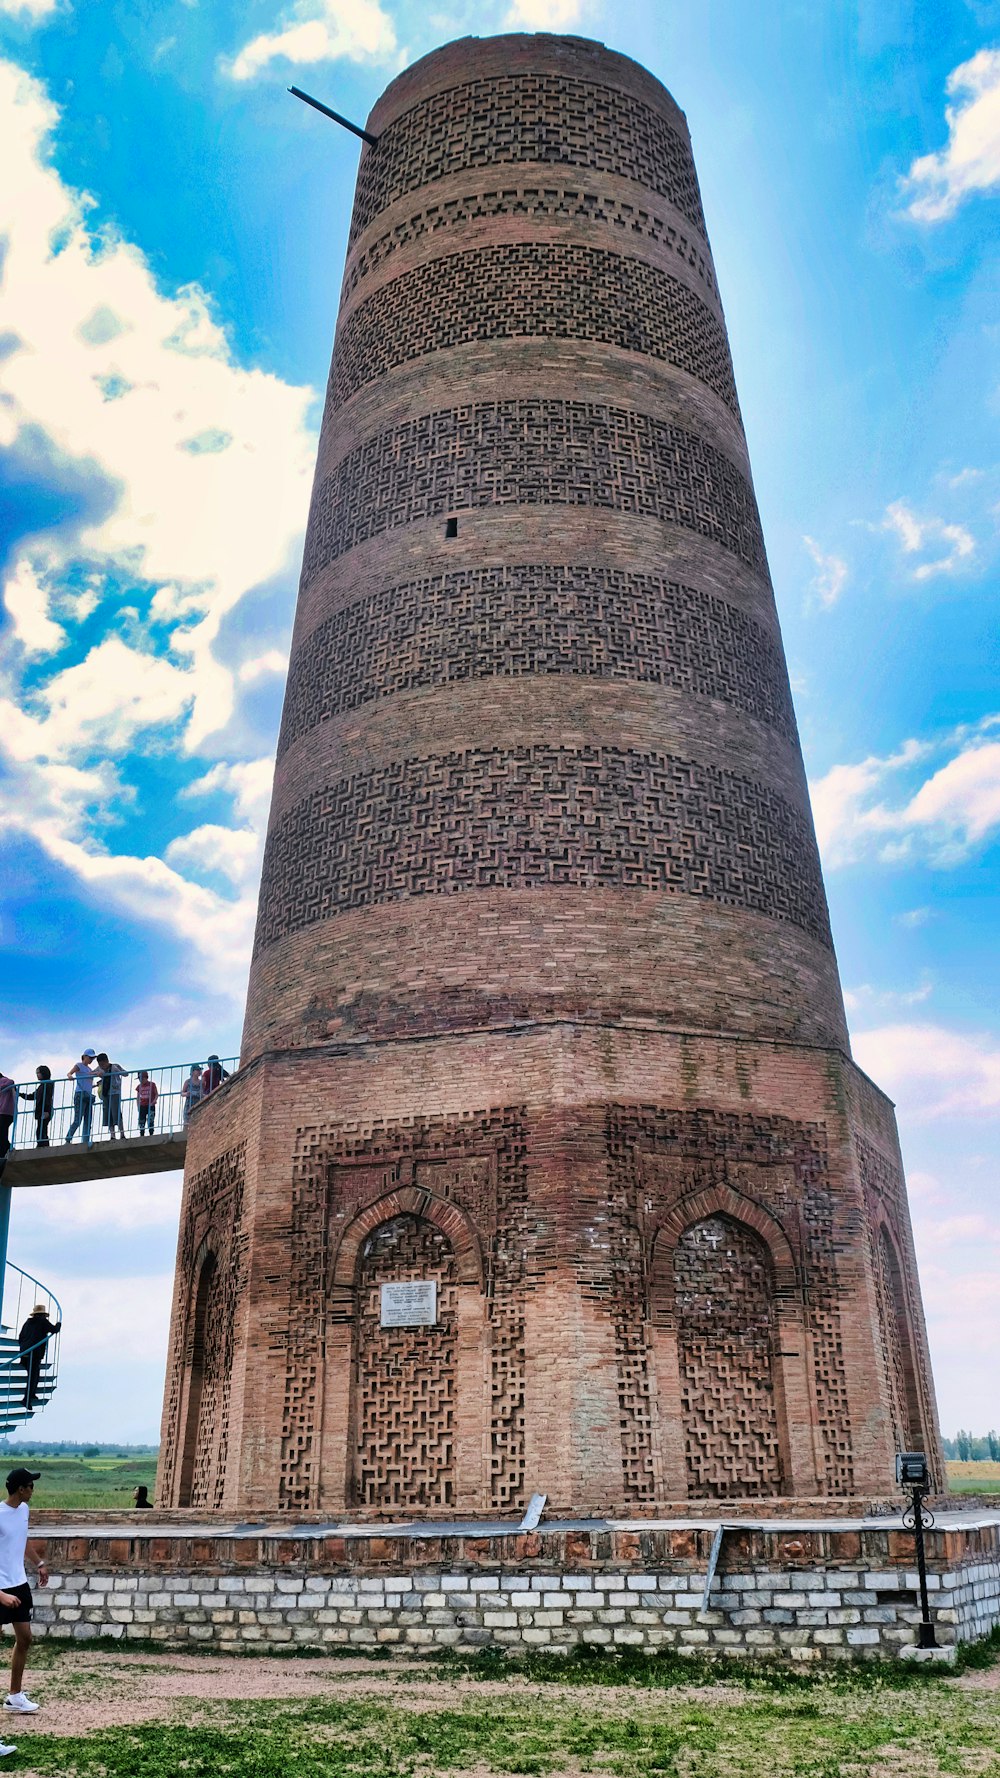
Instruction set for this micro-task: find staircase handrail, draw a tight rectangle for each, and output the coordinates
[0,1261,62,1386]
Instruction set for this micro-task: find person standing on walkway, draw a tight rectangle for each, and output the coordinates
[65,1049,97,1144]
[95,1053,126,1140]
[202,1055,229,1096]
[17,1307,61,1411]
[18,1070,53,1149]
[0,1077,14,1165]
[182,1064,203,1122]
[0,1467,48,1718]
[136,1072,158,1136]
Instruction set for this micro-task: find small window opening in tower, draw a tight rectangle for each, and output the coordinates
[445,517,458,538]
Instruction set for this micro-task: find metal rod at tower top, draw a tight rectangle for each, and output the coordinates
[288,86,379,146]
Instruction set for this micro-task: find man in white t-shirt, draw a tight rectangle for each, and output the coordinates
[0,1468,48,1724]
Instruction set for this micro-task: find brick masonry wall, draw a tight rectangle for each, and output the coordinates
[162,1028,943,1513]
[158,33,943,1514]
[27,1520,1000,1663]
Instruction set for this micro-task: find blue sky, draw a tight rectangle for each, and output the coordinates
[0,0,998,1448]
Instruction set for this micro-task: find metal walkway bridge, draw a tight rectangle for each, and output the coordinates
[4,1055,237,1187]
[0,1055,236,1432]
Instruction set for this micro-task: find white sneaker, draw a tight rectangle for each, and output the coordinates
[4,1692,38,1712]
[0,1742,15,1756]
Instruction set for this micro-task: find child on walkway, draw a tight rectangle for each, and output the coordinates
[136,1072,158,1136]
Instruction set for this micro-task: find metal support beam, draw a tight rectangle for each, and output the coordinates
[288,87,379,146]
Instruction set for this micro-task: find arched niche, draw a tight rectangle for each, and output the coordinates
[874,1218,923,1453]
[177,1245,218,1509]
[647,1184,817,1500]
[323,1186,488,1512]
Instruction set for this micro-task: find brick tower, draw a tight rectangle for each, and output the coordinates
[159,34,943,1514]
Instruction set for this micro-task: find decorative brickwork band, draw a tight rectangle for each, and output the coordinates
[351,73,707,240]
[300,403,766,585]
[278,566,795,757]
[342,186,717,304]
[330,243,739,416]
[254,745,831,954]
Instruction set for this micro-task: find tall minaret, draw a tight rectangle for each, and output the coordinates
[159,34,943,1514]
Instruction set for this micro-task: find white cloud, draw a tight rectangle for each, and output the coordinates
[165,822,262,887]
[902,47,1000,222]
[802,534,848,609]
[228,0,397,81]
[895,906,932,929]
[0,57,315,749]
[880,499,975,580]
[4,639,193,759]
[843,977,933,1014]
[238,648,288,684]
[27,1174,183,1233]
[0,60,316,997]
[46,1274,175,1361]
[851,1021,1000,1120]
[504,0,587,25]
[0,0,57,17]
[810,717,1000,868]
[2,556,66,655]
[185,756,275,828]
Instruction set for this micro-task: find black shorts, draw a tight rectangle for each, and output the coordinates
[0,1584,31,1626]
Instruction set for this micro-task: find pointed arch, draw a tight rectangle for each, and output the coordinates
[331,1183,484,1296]
[323,1185,488,1511]
[872,1213,923,1452]
[646,1184,816,1498]
[177,1240,218,1508]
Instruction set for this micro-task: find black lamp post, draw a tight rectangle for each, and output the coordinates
[896,1451,937,1650]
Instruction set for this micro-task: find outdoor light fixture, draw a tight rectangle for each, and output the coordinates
[896,1450,937,1649]
[896,1451,930,1489]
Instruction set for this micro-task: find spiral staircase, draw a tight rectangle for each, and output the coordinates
[0,1264,61,1435]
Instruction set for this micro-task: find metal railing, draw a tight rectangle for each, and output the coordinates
[8,1056,238,1153]
[0,1262,62,1430]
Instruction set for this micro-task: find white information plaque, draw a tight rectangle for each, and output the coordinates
[380,1280,437,1327]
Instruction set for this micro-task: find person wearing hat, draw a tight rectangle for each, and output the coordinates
[0,1467,48,1719]
[64,1049,97,1145]
[17,1306,61,1411]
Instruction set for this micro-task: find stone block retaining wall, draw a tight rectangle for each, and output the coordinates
[26,1519,1000,1664]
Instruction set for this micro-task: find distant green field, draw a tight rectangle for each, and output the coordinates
[0,1453,159,1510]
[947,1460,1000,1495]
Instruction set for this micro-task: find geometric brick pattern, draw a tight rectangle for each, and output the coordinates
[604,1105,856,1501]
[352,1214,458,1509]
[254,745,831,953]
[277,1109,529,1512]
[330,243,740,415]
[278,567,794,756]
[675,1215,783,1497]
[342,185,717,305]
[351,71,707,239]
[300,403,767,585]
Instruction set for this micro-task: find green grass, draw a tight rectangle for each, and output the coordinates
[0,1453,158,1510]
[9,1673,1000,1777]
